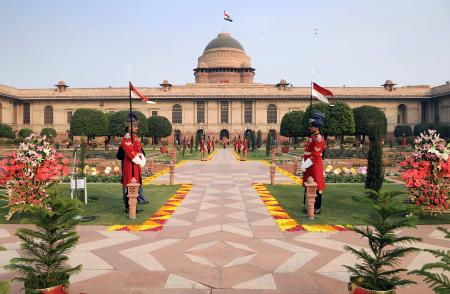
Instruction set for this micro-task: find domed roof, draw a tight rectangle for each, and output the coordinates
[204,32,245,52]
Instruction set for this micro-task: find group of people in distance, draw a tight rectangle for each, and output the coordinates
[232,136,249,154]
[118,111,326,216]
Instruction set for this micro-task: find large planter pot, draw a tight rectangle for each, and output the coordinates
[27,285,68,294]
[348,277,395,294]
[160,146,167,154]
[281,146,289,154]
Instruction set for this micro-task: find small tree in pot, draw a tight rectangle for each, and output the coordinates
[6,196,82,294]
[344,190,421,294]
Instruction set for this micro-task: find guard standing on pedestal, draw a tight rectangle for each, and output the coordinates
[301,111,326,214]
[121,113,148,213]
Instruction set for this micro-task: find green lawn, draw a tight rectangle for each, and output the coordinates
[267,183,450,225]
[0,184,180,226]
[149,149,213,161]
[233,149,303,161]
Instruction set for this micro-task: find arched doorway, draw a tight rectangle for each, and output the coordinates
[174,130,181,145]
[220,129,229,140]
[397,104,407,124]
[244,129,253,139]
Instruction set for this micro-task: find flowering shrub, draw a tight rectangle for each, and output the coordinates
[0,135,69,219]
[400,130,450,211]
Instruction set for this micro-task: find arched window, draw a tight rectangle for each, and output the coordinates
[397,104,407,124]
[44,105,53,125]
[267,104,277,124]
[172,104,182,124]
[0,102,2,123]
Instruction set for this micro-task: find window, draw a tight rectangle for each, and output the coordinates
[23,103,30,124]
[172,104,182,124]
[44,105,53,125]
[244,101,253,124]
[152,111,158,116]
[220,101,229,124]
[397,104,407,124]
[197,101,205,123]
[67,111,72,124]
[267,104,277,124]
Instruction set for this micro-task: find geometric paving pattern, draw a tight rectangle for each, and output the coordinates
[0,149,447,293]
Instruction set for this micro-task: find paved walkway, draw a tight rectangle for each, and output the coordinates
[0,149,448,293]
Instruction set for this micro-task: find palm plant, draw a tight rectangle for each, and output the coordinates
[5,196,82,292]
[409,227,450,294]
[344,190,421,292]
[0,246,10,294]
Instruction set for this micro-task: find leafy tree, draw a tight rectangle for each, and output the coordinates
[250,130,256,151]
[326,102,355,145]
[70,109,108,143]
[147,115,172,144]
[190,136,194,154]
[353,106,387,144]
[394,125,413,137]
[256,130,262,149]
[40,127,57,139]
[108,110,148,138]
[414,123,450,138]
[0,123,15,139]
[265,132,272,157]
[5,196,82,290]
[365,122,384,192]
[280,111,304,142]
[18,128,33,139]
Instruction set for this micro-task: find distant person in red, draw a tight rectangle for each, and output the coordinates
[301,111,326,215]
[243,137,249,159]
[401,133,408,147]
[212,136,215,151]
[200,135,206,160]
[237,137,242,154]
[207,136,212,154]
[233,137,237,151]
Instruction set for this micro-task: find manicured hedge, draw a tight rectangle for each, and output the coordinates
[394,125,412,137]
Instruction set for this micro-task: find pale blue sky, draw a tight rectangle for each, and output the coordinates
[0,0,449,88]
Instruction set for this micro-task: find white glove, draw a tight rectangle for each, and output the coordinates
[303,158,313,169]
[140,155,147,167]
[300,161,306,172]
[132,156,143,167]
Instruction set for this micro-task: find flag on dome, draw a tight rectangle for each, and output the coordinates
[224,11,233,22]
[311,82,333,105]
[130,82,155,104]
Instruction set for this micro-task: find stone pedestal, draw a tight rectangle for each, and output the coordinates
[270,163,276,185]
[271,149,276,164]
[149,158,154,174]
[127,177,140,219]
[169,161,175,184]
[293,159,299,175]
[170,149,177,164]
[304,176,318,220]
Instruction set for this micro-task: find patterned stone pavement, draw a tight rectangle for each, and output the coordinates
[0,149,448,293]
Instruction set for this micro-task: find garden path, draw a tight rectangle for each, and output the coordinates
[0,149,446,293]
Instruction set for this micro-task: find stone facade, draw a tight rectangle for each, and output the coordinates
[0,32,449,143]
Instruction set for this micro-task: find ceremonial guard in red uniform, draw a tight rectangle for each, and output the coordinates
[121,113,148,213]
[301,112,326,214]
[200,136,206,160]
[237,137,242,154]
[207,137,212,154]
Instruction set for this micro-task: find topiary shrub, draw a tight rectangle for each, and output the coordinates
[0,123,15,139]
[40,127,57,139]
[18,128,33,139]
[394,125,412,137]
[414,123,450,138]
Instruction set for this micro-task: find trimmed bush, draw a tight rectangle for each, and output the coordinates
[70,109,108,141]
[40,127,57,139]
[414,123,450,138]
[256,130,262,149]
[394,125,412,137]
[147,116,172,143]
[108,110,148,138]
[18,128,33,139]
[0,123,15,139]
[353,106,387,138]
[365,122,384,192]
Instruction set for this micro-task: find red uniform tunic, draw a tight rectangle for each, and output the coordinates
[243,140,248,152]
[303,132,325,191]
[121,133,143,186]
[200,139,206,152]
[237,140,242,152]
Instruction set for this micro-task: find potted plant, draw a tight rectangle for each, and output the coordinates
[281,140,290,154]
[344,190,421,294]
[5,196,82,294]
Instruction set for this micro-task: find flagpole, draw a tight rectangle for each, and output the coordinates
[129,81,135,178]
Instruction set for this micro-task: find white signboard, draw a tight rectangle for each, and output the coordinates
[70,178,86,189]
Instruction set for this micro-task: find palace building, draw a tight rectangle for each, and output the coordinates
[0,32,449,143]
